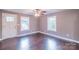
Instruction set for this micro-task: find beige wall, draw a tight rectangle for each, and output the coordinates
[1,9,79,41]
[1,10,38,37]
[17,14,38,34]
[0,10,2,39]
[40,10,79,41]
[73,11,79,41]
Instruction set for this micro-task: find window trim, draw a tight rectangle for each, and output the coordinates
[20,16,30,31]
[47,16,56,32]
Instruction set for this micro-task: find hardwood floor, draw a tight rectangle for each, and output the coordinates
[0,33,79,50]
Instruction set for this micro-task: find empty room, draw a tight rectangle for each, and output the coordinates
[0,9,79,50]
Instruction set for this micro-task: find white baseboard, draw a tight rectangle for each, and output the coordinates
[39,31,79,44]
[1,31,79,44]
[17,31,39,37]
[2,31,39,41]
[0,39,2,41]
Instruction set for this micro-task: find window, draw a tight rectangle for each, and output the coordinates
[6,16,15,22]
[21,16,29,31]
[47,16,56,31]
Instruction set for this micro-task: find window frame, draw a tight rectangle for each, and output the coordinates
[20,16,30,31]
[6,16,15,22]
[47,16,56,32]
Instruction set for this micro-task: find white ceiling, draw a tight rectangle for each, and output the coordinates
[4,9,65,15]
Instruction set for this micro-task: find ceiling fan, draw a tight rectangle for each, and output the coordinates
[33,9,46,17]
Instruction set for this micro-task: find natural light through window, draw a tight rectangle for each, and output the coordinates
[6,16,15,22]
[47,16,56,31]
[47,39,57,50]
[21,16,29,31]
[20,37,30,50]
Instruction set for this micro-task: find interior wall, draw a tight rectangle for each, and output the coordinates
[1,10,38,37]
[1,9,79,42]
[74,11,79,41]
[17,14,38,34]
[0,10,2,39]
[37,17,41,31]
[40,10,79,41]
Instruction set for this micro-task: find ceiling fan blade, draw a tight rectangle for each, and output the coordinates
[42,11,46,13]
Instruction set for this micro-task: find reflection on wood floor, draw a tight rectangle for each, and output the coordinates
[0,33,79,50]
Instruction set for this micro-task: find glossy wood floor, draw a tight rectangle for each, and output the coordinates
[0,33,79,50]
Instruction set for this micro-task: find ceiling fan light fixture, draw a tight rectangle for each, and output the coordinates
[33,9,42,17]
[35,13,40,17]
